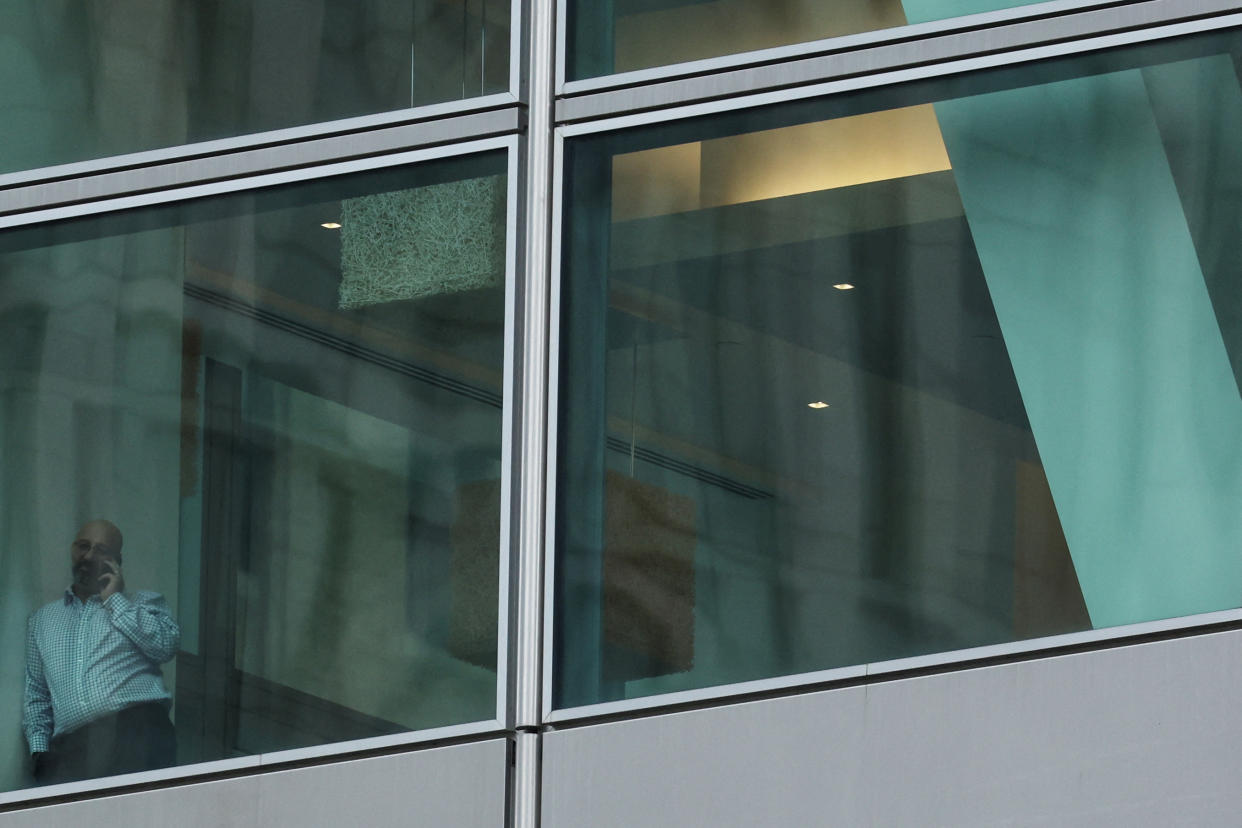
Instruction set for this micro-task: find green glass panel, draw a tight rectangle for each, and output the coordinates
[0,0,511,174]
[0,151,507,792]
[554,30,1242,709]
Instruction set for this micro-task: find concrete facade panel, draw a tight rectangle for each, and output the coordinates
[543,630,1242,827]
[3,739,508,828]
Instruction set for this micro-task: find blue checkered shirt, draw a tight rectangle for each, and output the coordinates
[23,589,180,754]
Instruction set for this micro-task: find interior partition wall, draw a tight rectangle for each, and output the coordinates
[3,0,1242,823]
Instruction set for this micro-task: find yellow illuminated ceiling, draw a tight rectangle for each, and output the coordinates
[613,142,702,222]
[611,104,953,222]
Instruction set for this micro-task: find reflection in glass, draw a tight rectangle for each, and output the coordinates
[567,0,1023,80]
[1,151,508,791]
[25,520,179,785]
[555,32,1242,708]
[0,0,511,174]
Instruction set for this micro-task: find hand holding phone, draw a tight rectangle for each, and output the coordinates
[98,557,125,601]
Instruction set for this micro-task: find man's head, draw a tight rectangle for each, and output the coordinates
[70,519,123,595]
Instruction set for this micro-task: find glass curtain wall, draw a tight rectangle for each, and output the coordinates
[0,150,509,792]
[0,0,511,174]
[554,31,1242,708]
[567,0,1036,80]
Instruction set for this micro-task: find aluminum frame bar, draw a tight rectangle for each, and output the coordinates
[0,109,521,219]
[556,0,1128,95]
[509,0,558,826]
[544,609,1242,728]
[555,0,1242,123]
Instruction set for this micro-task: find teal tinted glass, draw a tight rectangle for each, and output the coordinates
[567,0,1027,80]
[554,31,1242,708]
[0,1,510,174]
[1,151,508,791]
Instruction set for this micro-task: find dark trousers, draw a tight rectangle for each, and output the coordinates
[35,701,176,786]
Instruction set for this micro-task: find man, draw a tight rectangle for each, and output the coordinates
[23,519,180,785]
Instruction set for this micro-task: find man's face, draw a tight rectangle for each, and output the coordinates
[70,521,122,594]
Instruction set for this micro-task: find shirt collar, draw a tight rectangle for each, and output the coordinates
[62,587,99,605]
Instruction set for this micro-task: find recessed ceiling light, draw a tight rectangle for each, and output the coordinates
[833,283,854,290]
[321,222,342,229]
[808,401,830,409]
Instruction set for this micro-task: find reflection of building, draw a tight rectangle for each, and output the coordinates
[3,1,1242,826]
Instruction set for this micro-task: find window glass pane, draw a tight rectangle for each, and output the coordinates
[0,0,511,174]
[554,30,1242,708]
[568,0,1043,80]
[1,150,508,791]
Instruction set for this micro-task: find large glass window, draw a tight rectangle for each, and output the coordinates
[0,0,512,174]
[567,0,1034,81]
[554,31,1242,708]
[0,149,510,792]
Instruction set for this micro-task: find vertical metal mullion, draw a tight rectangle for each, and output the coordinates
[510,0,557,825]
[515,0,556,736]
[510,730,543,828]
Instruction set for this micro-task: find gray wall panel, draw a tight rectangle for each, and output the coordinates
[543,630,1242,827]
[4,739,508,828]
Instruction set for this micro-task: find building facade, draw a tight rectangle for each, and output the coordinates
[1,0,1241,824]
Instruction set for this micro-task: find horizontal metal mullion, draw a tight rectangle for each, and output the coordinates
[558,0,1128,96]
[0,106,521,218]
[558,11,1242,136]
[0,93,520,192]
[544,608,1242,729]
[555,0,1242,123]
[0,93,519,192]
[0,719,508,813]
[0,135,515,230]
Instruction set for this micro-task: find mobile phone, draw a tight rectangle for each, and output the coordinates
[91,552,122,586]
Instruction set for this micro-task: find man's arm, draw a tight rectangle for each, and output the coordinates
[22,615,52,755]
[103,592,181,664]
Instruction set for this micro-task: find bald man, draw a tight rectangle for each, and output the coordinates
[23,520,180,785]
